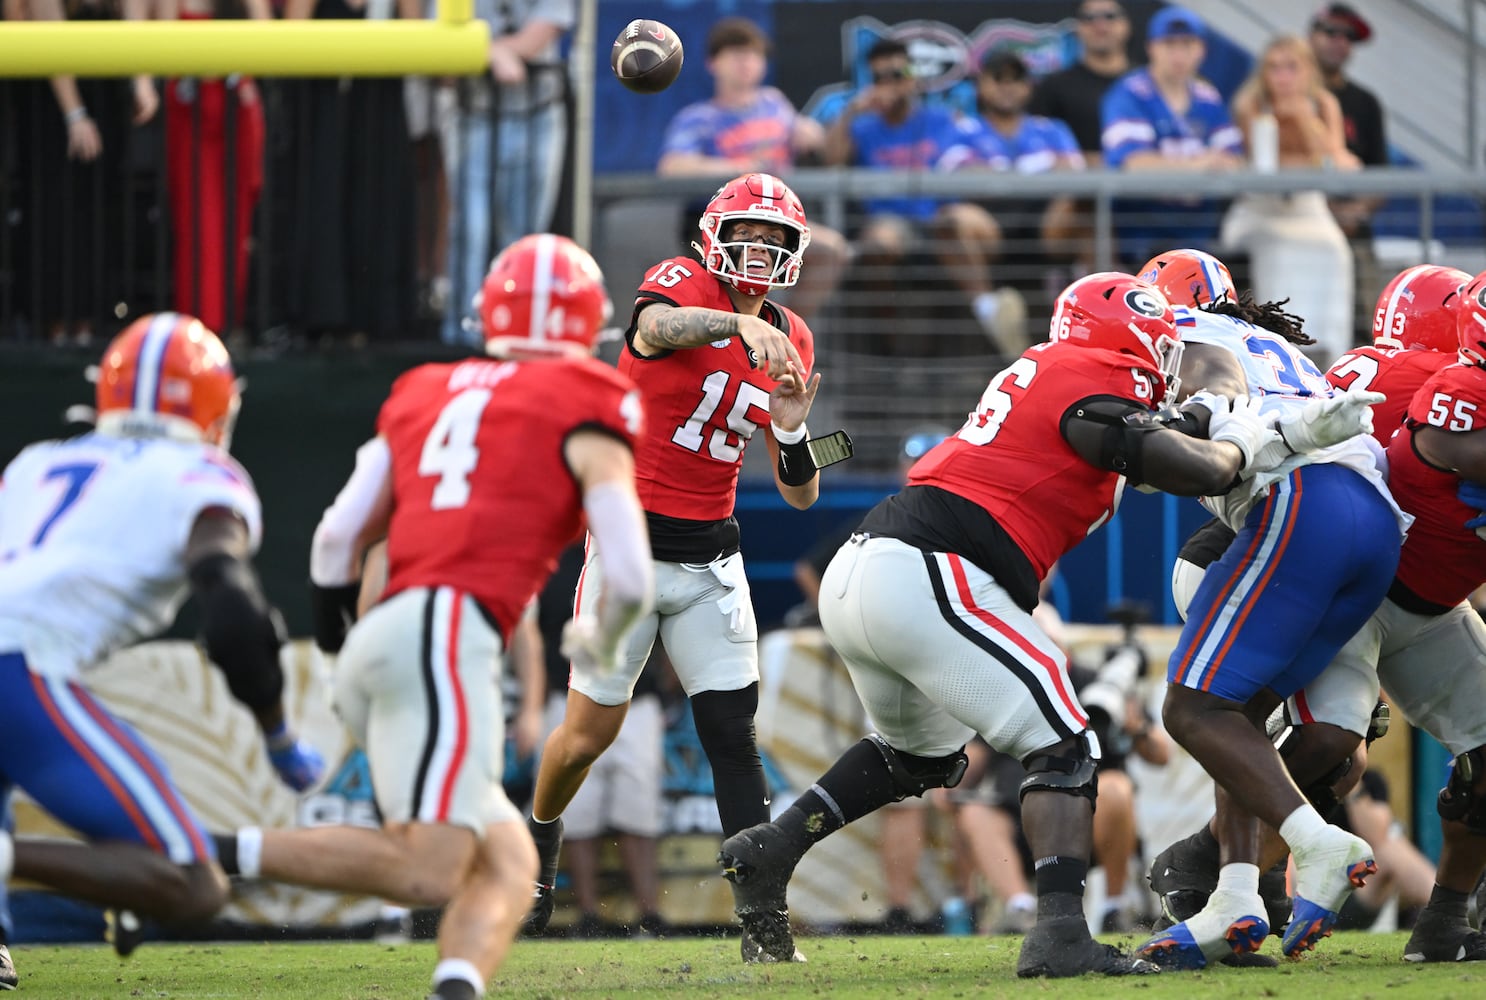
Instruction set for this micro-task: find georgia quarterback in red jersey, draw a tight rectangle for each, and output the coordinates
[524,172,827,963]
[1326,264,1470,445]
[715,272,1299,978]
[216,235,655,1000]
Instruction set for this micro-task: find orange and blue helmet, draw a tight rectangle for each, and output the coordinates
[1138,248,1236,308]
[94,312,240,448]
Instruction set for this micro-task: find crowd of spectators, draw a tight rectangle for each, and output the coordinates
[0,1,1405,368]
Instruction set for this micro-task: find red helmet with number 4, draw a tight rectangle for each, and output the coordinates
[478,233,613,358]
[1373,264,1470,353]
[1458,270,1486,367]
[1137,248,1236,308]
[1051,272,1183,404]
[696,172,811,297]
[95,312,241,448]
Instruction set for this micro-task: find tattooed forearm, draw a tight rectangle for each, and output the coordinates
[640,306,741,349]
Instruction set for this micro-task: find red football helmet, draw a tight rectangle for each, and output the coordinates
[696,172,811,297]
[1051,272,1183,404]
[1137,248,1236,308]
[1458,270,1486,367]
[1373,264,1470,352]
[478,234,613,358]
[95,312,240,448]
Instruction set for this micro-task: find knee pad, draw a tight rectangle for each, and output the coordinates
[1018,733,1100,808]
[690,685,761,775]
[863,733,968,801]
[1438,748,1486,834]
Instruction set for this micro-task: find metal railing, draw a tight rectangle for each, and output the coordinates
[594,166,1486,470]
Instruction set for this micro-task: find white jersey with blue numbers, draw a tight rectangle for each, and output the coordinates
[1175,307,1406,534]
[0,432,262,681]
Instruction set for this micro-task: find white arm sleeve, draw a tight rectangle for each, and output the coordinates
[310,436,392,587]
[582,478,655,653]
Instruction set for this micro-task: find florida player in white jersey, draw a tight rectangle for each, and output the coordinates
[1131,249,1406,967]
[713,272,1333,979]
[1186,268,1486,965]
[0,313,320,985]
[522,173,827,963]
[213,236,654,1000]
[1148,261,1471,958]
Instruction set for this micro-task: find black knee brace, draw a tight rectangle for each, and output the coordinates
[1439,747,1486,834]
[1019,734,1100,807]
[862,733,968,801]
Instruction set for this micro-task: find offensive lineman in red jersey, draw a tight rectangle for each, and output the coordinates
[213,235,655,1000]
[523,173,827,962]
[716,272,1299,978]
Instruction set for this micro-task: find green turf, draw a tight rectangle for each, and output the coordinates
[9,931,1484,999]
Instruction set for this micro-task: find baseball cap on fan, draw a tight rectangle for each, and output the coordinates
[1147,7,1206,41]
[1311,3,1373,43]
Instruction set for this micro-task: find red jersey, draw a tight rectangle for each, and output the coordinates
[1326,345,1455,448]
[1386,363,1486,607]
[908,341,1157,580]
[377,356,642,638]
[621,256,814,522]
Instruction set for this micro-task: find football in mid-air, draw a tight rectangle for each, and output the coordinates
[611,19,684,94]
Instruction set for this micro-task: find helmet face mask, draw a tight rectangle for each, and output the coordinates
[696,172,811,296]
[1374,264,1471,353]
[1051,272,1182,404]
[478,234,613,359]
[1138,248,1236,308]
[94,312,240,449]
[1458,271,1486,368]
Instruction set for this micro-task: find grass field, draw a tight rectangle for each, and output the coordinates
[9,931,1485,999]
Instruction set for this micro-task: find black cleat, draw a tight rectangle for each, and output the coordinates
[740,927,806,964]
[1403,910,1486,962]
[1016,916,1159,978]
[719,822,804,964]
[0,943,16,991]
[105,909,145,958]
[522,817,564,937]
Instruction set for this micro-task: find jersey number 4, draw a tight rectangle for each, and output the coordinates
[420,389,492,510]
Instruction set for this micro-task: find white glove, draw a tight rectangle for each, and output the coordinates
[560,614,618,675]
[1207,394,1284,474]
[1277,388,1386,454]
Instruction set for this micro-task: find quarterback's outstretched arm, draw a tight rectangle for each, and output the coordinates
[564,430,655,667]
[309,435,394,653]
[632,301,802,377]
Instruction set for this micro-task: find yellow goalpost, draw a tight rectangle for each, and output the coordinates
[0,0,491,76]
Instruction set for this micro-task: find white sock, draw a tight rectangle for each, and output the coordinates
[1215,862,1260,897]
[1278,805,1328,854]
[432,958,485,996]
[237,827,264,879]
[0,828,12,880]
[972,291,1000,325]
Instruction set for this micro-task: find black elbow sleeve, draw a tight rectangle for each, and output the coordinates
[189,553,286,713]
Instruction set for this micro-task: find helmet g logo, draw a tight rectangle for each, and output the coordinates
[1124,288,1167,319]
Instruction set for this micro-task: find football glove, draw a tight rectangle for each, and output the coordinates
[1277,388,1385,454]
[1458,480,1486,532]
[560,614,620,676]
[265,724,326,793]
[1207,394,1284,474]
